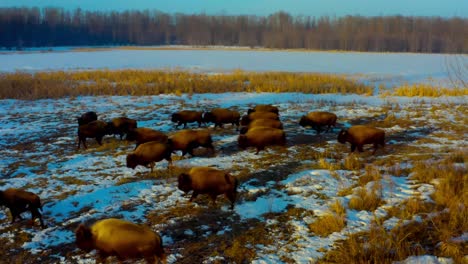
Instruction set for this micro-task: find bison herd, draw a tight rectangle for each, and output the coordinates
[0,104,387,263]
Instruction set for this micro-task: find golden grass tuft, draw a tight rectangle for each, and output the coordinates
[309,200,346,236]
[348,182,384,211]
[0,70,373,99]
[391,83,468,97]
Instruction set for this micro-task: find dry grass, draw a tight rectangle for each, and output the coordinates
[348,182,384,211]
[0,70,373,99]
[390,83,468,97]
[309,200,347,236]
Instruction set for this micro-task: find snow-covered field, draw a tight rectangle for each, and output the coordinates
[0,92,466,263]
[0,47,464,86]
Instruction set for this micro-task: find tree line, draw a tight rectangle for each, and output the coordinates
[0,7,466,53]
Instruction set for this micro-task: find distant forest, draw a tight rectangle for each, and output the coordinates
[1,7,467,53]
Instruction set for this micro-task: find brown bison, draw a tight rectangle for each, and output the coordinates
[171,110,204,128]
[75,218,166,264]
[299,111,337,134]
[203,108,240,129]
[126,128,168,148]
[78,120,109,149]
[240,111,280,126]
[247,104,279,115]
[238,127,286,154]
[126,141,173,172]
[107,117,137,140]
[0,188,45,228]
[77,111,97,126]
[239,118,284,134]
[178,167,238,209]
[337,125,385,154]
[169,129,214,156]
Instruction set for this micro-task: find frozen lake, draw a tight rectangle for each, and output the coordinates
[0,47,464,85]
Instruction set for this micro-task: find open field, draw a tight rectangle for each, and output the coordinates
[0,90,466,263]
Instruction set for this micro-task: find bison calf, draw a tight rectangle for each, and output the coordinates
[238,127,286,154]
[240,111,280,126]
[0,188,45,228]
[171,110,204,128]
[169,129,214,156]
[178,167,238,209]
[203,108,240,129]
[299,111,337,134]
[78,120,109,149]
[75,218,166,264]
[126,141,173,172]
[337,125,385,154]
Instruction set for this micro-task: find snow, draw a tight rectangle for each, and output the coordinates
[1,48,465,86]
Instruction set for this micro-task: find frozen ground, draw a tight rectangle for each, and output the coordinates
[0,47,464,87]
[0,92,466,263]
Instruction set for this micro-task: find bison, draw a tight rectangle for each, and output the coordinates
[238,127,286,154]
[78,120,109,149]
[126,128,168,148]
[126,141,172,172]
[107,117,137,140]
[169,129,214,156]
[171,110,204,128]
[337,125,385,154]
[77,111,97,126]
[203,108,240,129]
[75,218,166,264]
[0,188,45,229]
[247,104,279,115]
[178,167,238,209]
[240,111,280,126]
[239,118,283,134]
[299,111,337,134]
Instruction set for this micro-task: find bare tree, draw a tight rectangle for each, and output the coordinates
[445,54,468,88]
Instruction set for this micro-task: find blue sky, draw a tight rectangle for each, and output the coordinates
[0,0,466,17]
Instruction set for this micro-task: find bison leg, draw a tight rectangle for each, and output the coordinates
[226,192,236,210]
[357,145,364,152]
[96,136,103,145]
[30,208,45,228]
[189,191,199,202]
[372,143,379,155]
[350,144,356,152]
[209,194,218,207]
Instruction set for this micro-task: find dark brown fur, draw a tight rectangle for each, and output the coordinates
[239,118,283,134]
[203,108,240,129]
[0,188,45,228]
[107,117,137,140]
[171,110,204,128]
[126,128,168,148]
[178,167,238,209]
[77,120,109,149]
[169,129,214,156]
[126,141,173,172]
[338,125,385,154]
[240,111,280,126]
[247,104,279,115]
[75,218,166,264]
[77,111,97,126]
[238,127,286,154]
[299,111,337,134]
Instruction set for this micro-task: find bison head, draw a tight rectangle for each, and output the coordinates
[202,112,214,123]
[240,115,250,126]
[239,126,249,135]
[247,108,255,115]
[299,116,308,127]
[171,113,179,123]
[75,224,94,252]
[177,173,192,193]
[126,154,138,169]
[337,129,348,144]
[237,135,248,149]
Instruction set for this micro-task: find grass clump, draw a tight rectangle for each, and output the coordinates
[309,200,346,236]
[391,83,468,97]
[0,70,372,99]
[348,182,384,211]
